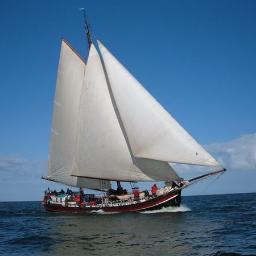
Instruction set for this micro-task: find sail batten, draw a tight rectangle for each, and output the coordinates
[98,41,219,168]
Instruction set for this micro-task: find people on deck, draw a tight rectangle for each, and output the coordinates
[79,188,84,204]
[172,180,180,189]
[151,184,158,196]
[171,180,186,189]
[46,184,159,206]
[132,187,140,199]
[116,181,127,195]
[66,188,73,195]
[108,182,128,196]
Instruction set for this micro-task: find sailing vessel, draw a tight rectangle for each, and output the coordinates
[42,14,226,213]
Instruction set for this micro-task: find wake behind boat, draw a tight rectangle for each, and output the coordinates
[42,11,226,213]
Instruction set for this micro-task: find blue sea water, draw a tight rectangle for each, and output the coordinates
[0,193,255,256]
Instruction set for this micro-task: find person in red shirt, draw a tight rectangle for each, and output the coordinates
[132,188,140,199]
[151,184,158,196]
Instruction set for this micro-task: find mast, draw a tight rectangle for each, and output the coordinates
[80,8,92,49]
[80,9,91,193]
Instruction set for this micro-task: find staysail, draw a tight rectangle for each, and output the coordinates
[98,41,220,168]
[47,40,110,190]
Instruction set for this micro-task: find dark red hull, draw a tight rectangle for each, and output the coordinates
[44,190,181,213]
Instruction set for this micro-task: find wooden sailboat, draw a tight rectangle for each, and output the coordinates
[42,13,226,213]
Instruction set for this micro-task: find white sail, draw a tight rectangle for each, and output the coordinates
[135,158,181,181]
[98,41,219,167]
[71,44,180,182]
[47,40,110,190]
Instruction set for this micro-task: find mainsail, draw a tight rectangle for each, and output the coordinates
[47,40,110,190]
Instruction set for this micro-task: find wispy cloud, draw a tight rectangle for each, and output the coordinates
[0,156,31,173]
[207,133,256,171]
[173,133,256,175]
[0,155,45,182]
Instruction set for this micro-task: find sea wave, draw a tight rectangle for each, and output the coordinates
[88,204,191,214]
[140,204,191,214]
[89,209,119,215]
[1,194,255,256]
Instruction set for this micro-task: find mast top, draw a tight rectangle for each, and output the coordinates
[80,8,92,49]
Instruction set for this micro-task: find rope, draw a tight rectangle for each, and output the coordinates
[197,172,225,194]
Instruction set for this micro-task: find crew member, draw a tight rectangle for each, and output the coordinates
[151,184,158,196]
[79,187,84,204]
[116,181,124,195]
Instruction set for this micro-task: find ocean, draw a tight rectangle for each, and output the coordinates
[0,193,255,256]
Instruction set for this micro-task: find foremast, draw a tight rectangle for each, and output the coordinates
[80,8,92,49]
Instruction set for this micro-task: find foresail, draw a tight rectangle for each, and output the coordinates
[48,40,111,190]
[135,158,181,181]
[72,44,153,181]
[98,41,219,167]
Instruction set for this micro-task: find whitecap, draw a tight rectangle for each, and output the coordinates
[140,204,191,214]
[89,209,119,215]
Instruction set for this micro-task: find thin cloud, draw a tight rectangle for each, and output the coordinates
[173,133,256,175]
[207,133,256,171]
[0,155,45,182]
[0,156,28,173]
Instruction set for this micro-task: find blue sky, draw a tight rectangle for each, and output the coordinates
[0,0,255,201]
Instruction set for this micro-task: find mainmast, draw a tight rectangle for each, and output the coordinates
[79,8,93,194]
[80,8,92,49]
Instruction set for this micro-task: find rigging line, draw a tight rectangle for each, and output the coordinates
[188,168,226,183]
[199,173,222,194]
[194,171,225,194]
